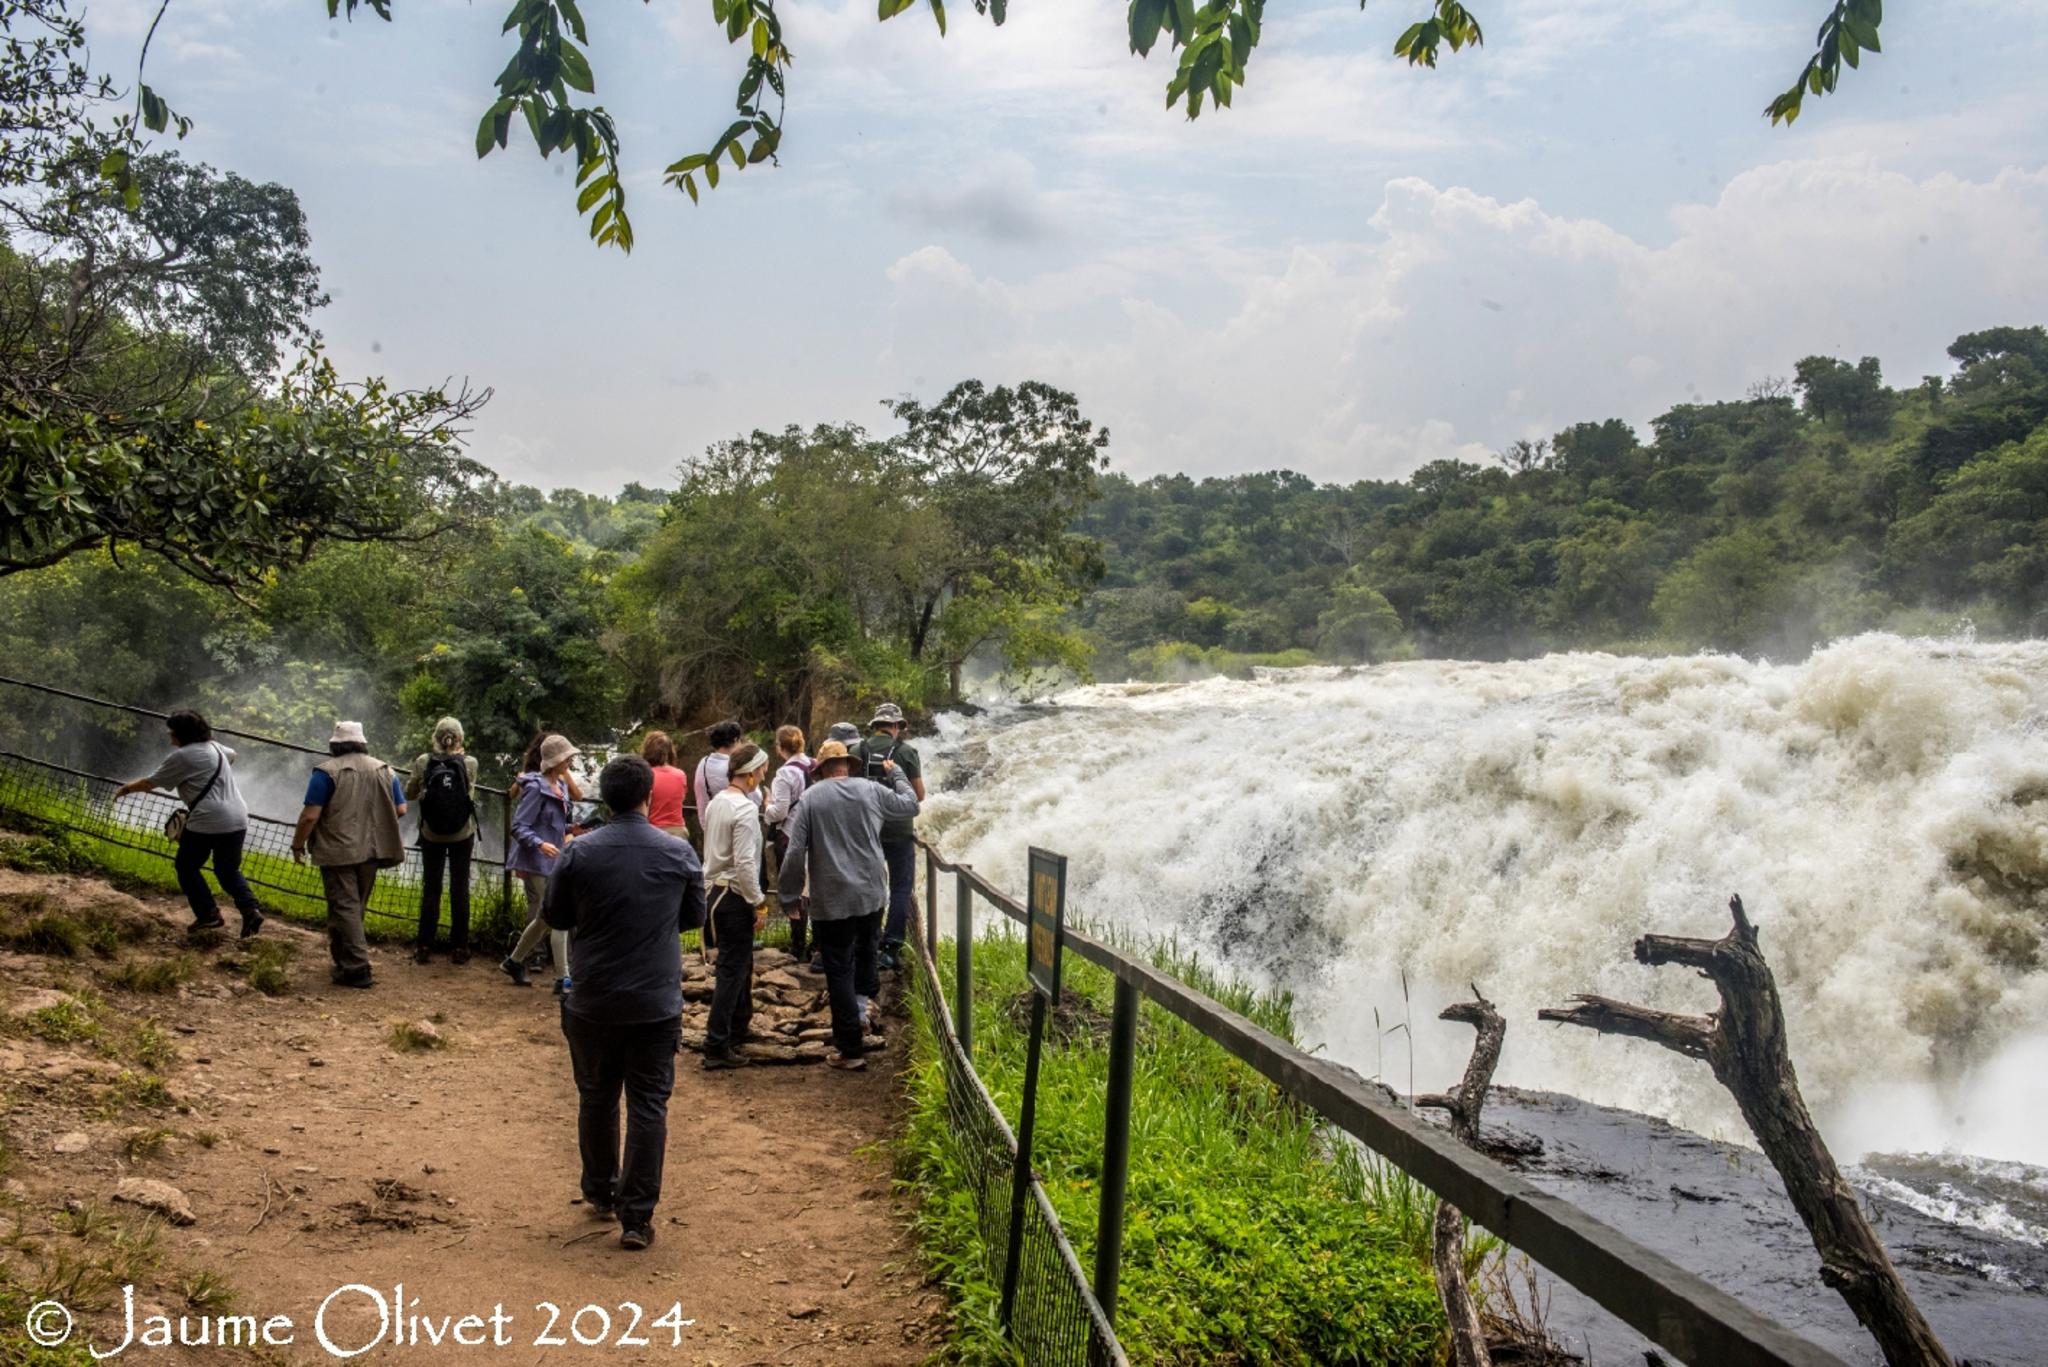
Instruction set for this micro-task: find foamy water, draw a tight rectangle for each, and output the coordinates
[919,633,2048,1169]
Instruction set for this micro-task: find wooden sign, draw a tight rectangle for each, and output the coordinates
[1027,847,1067,1002]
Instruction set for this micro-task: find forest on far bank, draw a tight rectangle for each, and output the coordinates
[6,320,2045,772]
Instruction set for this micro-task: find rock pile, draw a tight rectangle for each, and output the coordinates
[677,948,886,1064]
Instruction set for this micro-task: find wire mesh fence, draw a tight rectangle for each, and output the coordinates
[907,914,1129,1367]
[0,749,520,942]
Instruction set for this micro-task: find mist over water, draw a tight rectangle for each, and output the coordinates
[920,633,2048,1169]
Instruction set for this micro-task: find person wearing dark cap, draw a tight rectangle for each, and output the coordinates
[777,739,919,1068]
[543,754,705,1252]
[853,703,924,970]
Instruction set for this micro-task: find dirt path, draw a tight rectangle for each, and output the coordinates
[0,865,944,1366]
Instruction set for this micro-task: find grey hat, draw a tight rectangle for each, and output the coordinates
[330,720,367,746]
[539,734,580,770]
[869,703,906,727]
[826,722,862,745]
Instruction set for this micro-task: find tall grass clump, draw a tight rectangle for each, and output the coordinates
[901,927,1453,1366]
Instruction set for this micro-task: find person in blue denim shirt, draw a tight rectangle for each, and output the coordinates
[501,733,578,994]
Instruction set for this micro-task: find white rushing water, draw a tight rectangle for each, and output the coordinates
[918,632,2048,1168]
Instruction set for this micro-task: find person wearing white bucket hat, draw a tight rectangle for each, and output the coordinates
[292,721,408,988]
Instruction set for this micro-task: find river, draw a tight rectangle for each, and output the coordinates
[917,631,2048,1361]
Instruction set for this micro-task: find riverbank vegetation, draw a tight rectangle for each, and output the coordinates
[901,926,1464,1365]
[10,318,2046,765]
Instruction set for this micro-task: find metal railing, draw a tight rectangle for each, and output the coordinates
[0,749,518,941]
[0,674,527,936]
[918,841,1850,1367]
[906,904,1127,1367]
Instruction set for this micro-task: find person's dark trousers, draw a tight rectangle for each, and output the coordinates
[174,828,258,925]
[880,839,915,950]
[704,890,756,1054]
[812,916,867,1057]
[560,1006,680,1229]
[417,836,474,952]
[853,908,883,1002]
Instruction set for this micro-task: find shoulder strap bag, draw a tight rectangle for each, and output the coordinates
[164,744,226,843]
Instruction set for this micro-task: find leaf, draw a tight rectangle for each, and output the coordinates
[475,100,513,157]
[559,44,595,93]
[681,173,700,204]
[753,17,770,57]
[1130,0,1166,56]
[576,173,614,211]
[929,0,946,36]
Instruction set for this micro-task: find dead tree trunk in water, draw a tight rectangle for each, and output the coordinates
[1415,989,1506,1367]
[1539,896,1952,1367]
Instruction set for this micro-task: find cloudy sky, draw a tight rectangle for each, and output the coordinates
[89,0,2048,490]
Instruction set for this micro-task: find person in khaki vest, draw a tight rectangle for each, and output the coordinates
[291,721,407,988]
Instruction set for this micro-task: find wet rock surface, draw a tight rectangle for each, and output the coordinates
[1487,1087,2048,1366]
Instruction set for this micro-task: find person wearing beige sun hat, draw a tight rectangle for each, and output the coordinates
[291,721,407,988]
[775,738,919,1068]
[502,732,581,994]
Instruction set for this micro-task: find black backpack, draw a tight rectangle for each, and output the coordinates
[420,754,473,837]
[857,737,899,787]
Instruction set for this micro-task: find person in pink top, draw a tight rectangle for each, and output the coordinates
[640,731,691,839]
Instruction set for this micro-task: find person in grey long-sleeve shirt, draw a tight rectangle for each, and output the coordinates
[776,740,918,1066]
[541,755,705,1250]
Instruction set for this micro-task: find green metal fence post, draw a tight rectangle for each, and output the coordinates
[1000,988,1049,1334]
[500,785,513,935]
[1094,975,1139,1325]
[925,847,938,949]
[954,870,974,1060]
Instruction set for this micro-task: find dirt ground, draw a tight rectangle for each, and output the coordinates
[0,863,947,1366]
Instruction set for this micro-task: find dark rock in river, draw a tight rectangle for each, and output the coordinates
[1482,1087,2048,1366]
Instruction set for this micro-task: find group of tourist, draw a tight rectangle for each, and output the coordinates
[117,703,928,1248]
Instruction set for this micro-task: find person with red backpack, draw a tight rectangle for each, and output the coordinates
[764,725,815,959]
[405,716,480,965]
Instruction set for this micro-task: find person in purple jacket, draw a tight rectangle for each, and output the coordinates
[501,733,579,995]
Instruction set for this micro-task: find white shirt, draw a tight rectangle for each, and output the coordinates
[702,786,764,905]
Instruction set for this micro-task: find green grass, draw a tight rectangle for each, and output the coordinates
[901,928,1467,1367]
[102,954,194,996]
[243,940,294,997]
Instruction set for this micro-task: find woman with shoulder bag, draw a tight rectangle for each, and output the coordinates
[115,710,265,938]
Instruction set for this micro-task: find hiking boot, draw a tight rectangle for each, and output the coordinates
[414,945,433,965]
[700,1049,750,1071]
[619,1226,653,1251]
[188,916,227,934]
[500,956,531,987]
[450,947,472,965]
[553,976,572,998]
[828,1054,867,1071]
[331,968,373,989]
[238,908,265,939]
[587,1200,617,1221]
[877,945,901,972]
